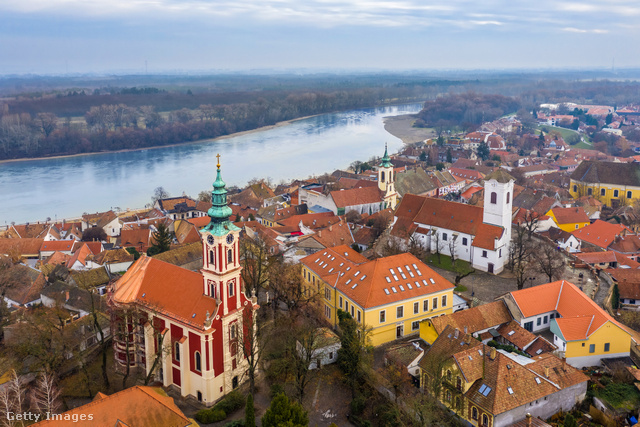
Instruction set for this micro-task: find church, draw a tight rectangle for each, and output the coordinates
[391,169,514,274]
[111,156,259,406]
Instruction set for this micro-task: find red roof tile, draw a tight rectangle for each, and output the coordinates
[571,220,630,249]
[549,207,589,225]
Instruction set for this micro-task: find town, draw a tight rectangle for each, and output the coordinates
[4,99,640,427]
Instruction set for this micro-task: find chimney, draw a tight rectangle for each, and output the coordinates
[318,230,322,237]
[329,225,333,232]
[489,347,497,360]
[526,413,532,427]
[464,326,468,334]
[464,334,472,345]
[65,291,70,301]
[544,367,550,378]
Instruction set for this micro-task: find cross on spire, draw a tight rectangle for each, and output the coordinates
[216,153,221,169]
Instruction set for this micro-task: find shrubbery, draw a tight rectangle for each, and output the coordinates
[194,390,246,424]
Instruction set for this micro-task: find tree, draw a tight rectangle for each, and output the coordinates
[240,234,276,298]
[612,284,620,310]
[198,190,212,203]
[477,142,490,160]
[239,307,261,396]
[509,226,533,290]
[532,242,565,282]
[436,162,445,171]
[419,151,427,163]
[151,186,169,204]
[291,322,323,402]
[432,228,446,264]
[564,414,578,427]
[245,393,255,427]
[337,310,372,396]
[30,372,61,417]
[446,148,452,163]
[36,113,58,137]
[0,370,26,427]
[261,393,308,427]
[82,227,107,242]
[150,223,173,254]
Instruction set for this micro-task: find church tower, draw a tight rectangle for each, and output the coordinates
[482,169,515,237]
[201,154,242,315]
[378,144,398,209]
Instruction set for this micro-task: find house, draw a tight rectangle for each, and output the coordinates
[571,220,631,250]
[4,223,56,240]
[394,168,438,197]
[575,251,640,270]
[86,248,135,274]
[40,240,78,259]
[111,160,259,406]
[154,197,212,220]
[512,209,556,234]
[120,227,153,253]
[495,320,556,356]
[296,327,341,370]
[300,246,455,346]
[419,300,513,345]
[546,207,590,232]
[609,234,640,260]
[500,280,635,368]
[540,227,581,253]
[81,210,122,238]
[33,386,192,426]
[390,169,514,274]
[70,267,112,295]
[418,325,588,427]
[2,265,47,308]
[570,161,640,208]
[384,340,425,380]
[0,238,44,260]
[606,269,640,308]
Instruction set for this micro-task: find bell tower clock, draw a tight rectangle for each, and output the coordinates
[201,154,242,313]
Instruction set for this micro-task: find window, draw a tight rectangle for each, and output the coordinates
[227,248,233,264]
[589,344,595,353]
[445,390,452,401]
[456,376,462,391]
[506,192,510,204]
[482,414,489,427]
[462,237,468,246]
[195,351,202,372]
[357,310,361,323]
[614,189,619,197]
[432,297,438,310]
[628,191,633,199]
[537,318,541,326]
[325,288,331,300]
[573,184,577,193]
[482,250,487,258]
[587,188,593,196]
[209,250,214,266]
[472,407,478,420]
[543,315,548,324]
[380,310,386,323]
[229,282,235,297]
[339,296,343,308]
[414,302,419,314]
[600,188,606,196]
[175,342,180,362]
[397,306,404,318]
[345,301,349,312]
[230,324,237,340]
[380,171,385,182]
[575,224,579,229]
[325,305,331,318]
[604,343,610,352]
[442,233,447,241]
[412,321,419,331]
[442,295,447,307]
[351,306,355,317]
[423,300,429,311]
[490,192,497,204]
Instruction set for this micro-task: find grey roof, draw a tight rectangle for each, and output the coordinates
[571,160,640,187]
[394,168,437,197]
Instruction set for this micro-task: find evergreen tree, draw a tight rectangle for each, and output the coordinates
[245,393,255,427]
[612,284,620,310]
[262,393,308,427]
[446,148,452,163]
[564,413,577,427]
[150,222,173,254]
[477,142,490,160]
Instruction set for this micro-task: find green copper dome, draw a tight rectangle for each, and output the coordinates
[203,155,240,236]
[380,144,392,168]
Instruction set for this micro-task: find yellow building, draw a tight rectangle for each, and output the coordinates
[300,245,454,347]
[504,280,635,368]
[570,160,640,208]
[546,207,590,232]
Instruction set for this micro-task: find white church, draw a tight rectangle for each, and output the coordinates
[390,169,514,274]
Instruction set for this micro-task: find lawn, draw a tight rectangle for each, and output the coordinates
[538,124,592,146]
[427,254,474,275]
[594,381,640,411]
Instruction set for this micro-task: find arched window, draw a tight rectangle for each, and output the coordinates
[228,248,233,264]
[490,192,497,204]
[482,414,489,426]
[210,282,216,299]
[381,171,385,182]
[587,188,593,196]
[209,250,214,266]
[195,351,202,372]
[506,192,510,204]
[174,342,180,362]
[472,407,478,420]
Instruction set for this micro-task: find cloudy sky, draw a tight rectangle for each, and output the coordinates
[1,0,639,74]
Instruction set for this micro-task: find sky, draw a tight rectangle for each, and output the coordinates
[0,0,639,74]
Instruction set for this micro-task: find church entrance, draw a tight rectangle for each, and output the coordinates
[488,263,494,274]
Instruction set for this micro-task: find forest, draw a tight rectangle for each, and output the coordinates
[1,71,640,160]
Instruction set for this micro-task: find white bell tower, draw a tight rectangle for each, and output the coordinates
[482,170,514,238]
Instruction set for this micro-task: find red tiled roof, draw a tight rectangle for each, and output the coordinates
[301,248,453,309]
[572,220,630,249]
[429,301,512,335]
[471,223,504,250]
[549,207,589,225]
[112,256,216,330]
[41,240,77,253]
[0,238,44,256]
[330,186,383,208]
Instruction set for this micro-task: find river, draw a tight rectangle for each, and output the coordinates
[0,103,422,225]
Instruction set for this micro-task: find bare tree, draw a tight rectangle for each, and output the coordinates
[240,235,276,298]
[0,370,25,427]
[290,319,324,403]
[238,306,261,396]
[510,226,533,290]
[432,228,446,263]
[519,210,541,238]
[532,242,565,282]
[36,113,58,137]
[151,186,170,204]
[30,372,61,417]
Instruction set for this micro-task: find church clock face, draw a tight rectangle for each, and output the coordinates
[226,234,234,244]
[207,235,214,245]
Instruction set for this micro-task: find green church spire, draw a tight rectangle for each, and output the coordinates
[380,143,392,168]
[203,154,240,236]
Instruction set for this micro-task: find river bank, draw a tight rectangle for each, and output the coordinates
[382,114,435,144]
